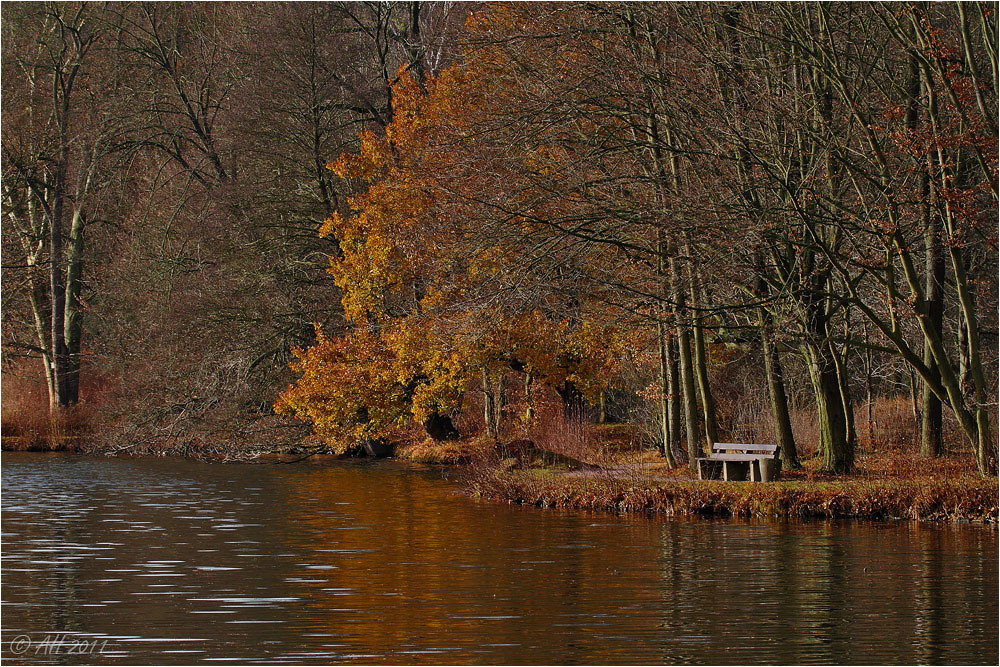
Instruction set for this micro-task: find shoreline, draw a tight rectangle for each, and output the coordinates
[4,444,996,524]
[469,469,999,524]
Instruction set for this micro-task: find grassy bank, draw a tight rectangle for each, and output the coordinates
[469,471,998,523]
[467,447,999,523]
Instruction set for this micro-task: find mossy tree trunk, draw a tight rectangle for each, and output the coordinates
[806,340,853,474]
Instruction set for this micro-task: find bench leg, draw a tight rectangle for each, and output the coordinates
[750,460,760,482]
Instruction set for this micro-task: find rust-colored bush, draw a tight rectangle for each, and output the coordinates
[529,404,597,463]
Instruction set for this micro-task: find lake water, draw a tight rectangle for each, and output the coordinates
[2,453,997,665]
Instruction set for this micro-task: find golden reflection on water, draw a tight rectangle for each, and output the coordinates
[2,454,997,665]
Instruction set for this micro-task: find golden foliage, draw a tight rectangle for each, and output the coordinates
[279,44,646,447]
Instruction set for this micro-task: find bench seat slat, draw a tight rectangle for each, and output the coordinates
[713,443,777,453]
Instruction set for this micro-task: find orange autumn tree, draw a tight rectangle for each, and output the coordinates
[276,69,467,448]
[276,50,634,449]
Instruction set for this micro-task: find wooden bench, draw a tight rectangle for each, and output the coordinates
[696,443,782,482]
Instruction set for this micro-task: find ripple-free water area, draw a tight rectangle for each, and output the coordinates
[1,453,996,665]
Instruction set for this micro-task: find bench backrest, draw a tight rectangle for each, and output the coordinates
[713,443,779,457]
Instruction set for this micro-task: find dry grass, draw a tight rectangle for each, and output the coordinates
[396,436,485,464]
[470,465,997,523]
[1,365,94,451]
[528,405,599,463]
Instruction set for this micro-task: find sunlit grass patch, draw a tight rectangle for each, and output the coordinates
[396,437,481,464]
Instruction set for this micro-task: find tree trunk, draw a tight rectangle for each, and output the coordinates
[671,256,700,468]
[667,334,681,458]
[678,328,699,468]
[655,229,678,465]
[691,292,718,448]
[480,372,507,438]
[656,320,678,466]
[482,368,496,440]
[686,237,718,448]
[49,168,70,409]
[30,277,56,410]
[948,245,995,475]
[15,194,58,408]
[957,308,970,391]
[23,251,56,406]
[556,380,585,421]
[63,207,86,405]
[833,343,856,458]
[862,319,875,442]
[910,55,945,458]
[919,171,945,457]
[423,412,459,441]
[496,374,508,420]
[524,373,535,421]
[760,310,799,468]
[806,341,853,473]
